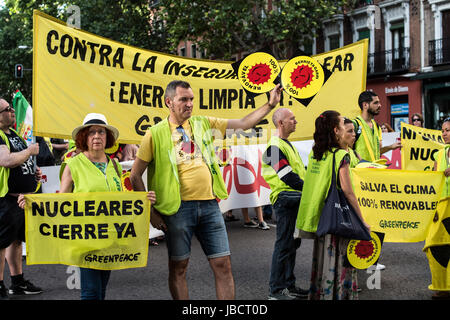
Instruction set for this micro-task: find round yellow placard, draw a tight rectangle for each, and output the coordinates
[237,52,280,93]
[281,56,325,99]
[347,232,381,269]
[105,141,119,154]
[121,171,133,192]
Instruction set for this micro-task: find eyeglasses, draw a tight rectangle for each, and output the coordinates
[88,128,106,136]
[176,125,190,142]
[0,106,13,113]
[412,118,421,122]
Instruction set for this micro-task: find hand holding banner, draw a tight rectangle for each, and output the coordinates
[24,191,151,270]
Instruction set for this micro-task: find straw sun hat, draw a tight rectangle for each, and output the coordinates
[71,113,119,141]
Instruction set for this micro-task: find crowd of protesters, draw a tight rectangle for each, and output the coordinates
[0,82,448,301]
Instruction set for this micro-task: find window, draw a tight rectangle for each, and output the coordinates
[191,44,197,58]
[390,21,404,59]
[180,47,186,57]
[302,43,313,56]
[358,29,370,48]
[329,35,340,50]
[358,29,370,40]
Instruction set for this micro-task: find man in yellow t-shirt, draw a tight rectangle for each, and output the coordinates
[131,80,282,300]
[137,116,228,201]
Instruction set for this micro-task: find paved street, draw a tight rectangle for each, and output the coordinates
[3,211,433,301]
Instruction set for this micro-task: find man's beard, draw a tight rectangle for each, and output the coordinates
[368,108,379,116]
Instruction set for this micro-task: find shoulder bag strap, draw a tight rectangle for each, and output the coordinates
[111,157,121,178]
[331,149,337,187]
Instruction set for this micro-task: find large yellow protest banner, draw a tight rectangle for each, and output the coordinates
[24,192,150,270]
[33,10,366,144]
[401,122,445,171]
[352,168,445,242]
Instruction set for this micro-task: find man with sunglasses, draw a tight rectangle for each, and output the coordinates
[0,98,42,299]
[131,80,282,300]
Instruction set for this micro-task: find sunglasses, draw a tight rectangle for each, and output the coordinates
[176,125,190,142]
[0,106,13,113]
[412,118,421,122]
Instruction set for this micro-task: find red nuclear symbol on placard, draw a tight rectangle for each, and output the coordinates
[247,63,272,85]
[290,64,314,89]
[354,240,375,259]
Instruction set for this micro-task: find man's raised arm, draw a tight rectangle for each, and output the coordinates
[226,84,282,131]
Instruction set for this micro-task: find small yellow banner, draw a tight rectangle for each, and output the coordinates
[401,122,445,171]
[24,192,150,270]
[352,168,445,242]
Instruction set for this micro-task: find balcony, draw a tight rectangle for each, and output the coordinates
[368,47,410,76]
[429,38,450,66]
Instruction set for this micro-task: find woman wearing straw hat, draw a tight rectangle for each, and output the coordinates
[59,113,156,300]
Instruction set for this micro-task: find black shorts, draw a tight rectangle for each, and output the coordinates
[0,195,25,249]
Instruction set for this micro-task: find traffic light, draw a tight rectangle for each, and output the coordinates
[15,64,23,78]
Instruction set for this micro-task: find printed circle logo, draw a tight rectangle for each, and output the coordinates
[354,241,374,259]
[281,56,325,99]
[290,65,313,89]
[347,232,381,269]
[121,171,133,192]
[247,63,272,85]
[238,52,280,93]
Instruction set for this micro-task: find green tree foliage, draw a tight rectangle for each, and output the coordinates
[153,0,353,60]
[0,0,168,102]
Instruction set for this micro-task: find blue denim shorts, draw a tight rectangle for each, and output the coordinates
[161,200,230,261]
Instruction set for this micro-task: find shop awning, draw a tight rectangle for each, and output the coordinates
[411,69,450,80]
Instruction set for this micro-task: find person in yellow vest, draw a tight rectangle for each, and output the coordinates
[295,111,370,300]
[427,117,450,300]
[0,98,43,299]
[353,90,401,271]
[58,113,156,300]
[343,118,361,169]
[262,108,308,300]
[353,91,401,162]
[434,117,450,199]
[130,80,282,300]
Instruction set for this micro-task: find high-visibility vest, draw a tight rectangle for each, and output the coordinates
[262,136,306,205]
[67,152,122,193]
[147,116,228,215]
[296,148,348,233]
[436,146,450,199]
[353,116,382,162]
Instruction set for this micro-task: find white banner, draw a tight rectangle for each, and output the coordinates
[39,132,400,218]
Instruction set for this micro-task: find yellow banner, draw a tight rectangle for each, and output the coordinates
[33,10,366,144]
[24,192,150,270]
[401,122,445,171]
[423,197,450,291]
[352,168,445,242]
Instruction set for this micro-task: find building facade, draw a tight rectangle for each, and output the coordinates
[319,0,449,130]
[177,0,450,130]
